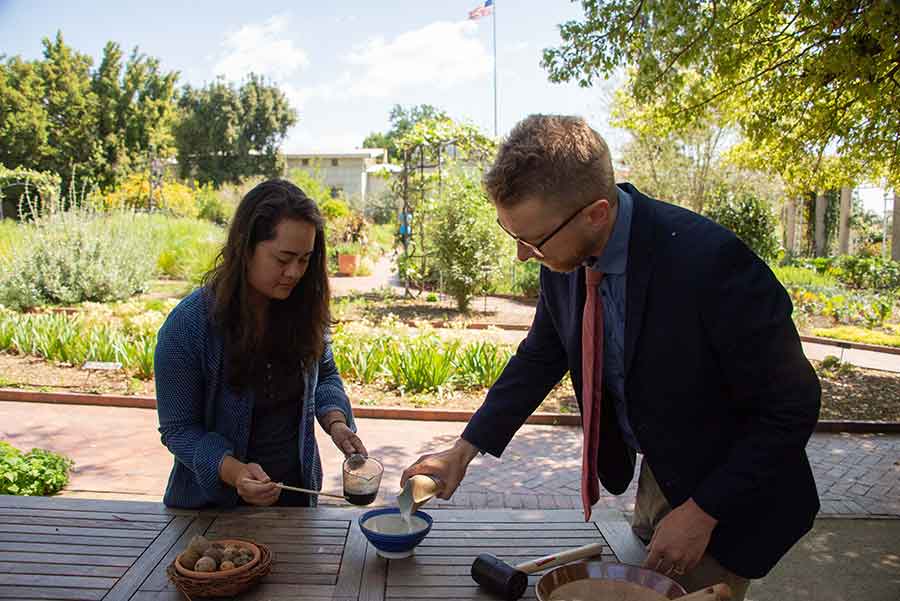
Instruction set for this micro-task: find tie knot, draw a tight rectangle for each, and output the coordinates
[586,268,604,287]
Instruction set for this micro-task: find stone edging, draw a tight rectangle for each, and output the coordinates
[1,388,898,433]
[798,335,900,356]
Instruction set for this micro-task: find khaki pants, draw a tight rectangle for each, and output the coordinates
[632,461,751,601]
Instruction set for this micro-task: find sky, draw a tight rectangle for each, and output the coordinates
[0,0,625,153]
[0,0,889,214]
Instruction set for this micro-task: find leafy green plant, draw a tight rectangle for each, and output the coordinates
[455,341,512,388]
[332,334,388,384]
[0,441,73,496]
[384,336,459,393]
[428,167,507,312]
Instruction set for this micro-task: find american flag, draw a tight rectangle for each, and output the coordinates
[468,0,493,20]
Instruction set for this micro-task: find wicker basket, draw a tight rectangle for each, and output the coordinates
[167,542,273,598]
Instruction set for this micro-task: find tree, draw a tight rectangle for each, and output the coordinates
[362,104,448,162]
[174,74,297,187]
[38,32,100,182]
[544,1,900,257]
[0,56,51,171]
[0,33,179,191]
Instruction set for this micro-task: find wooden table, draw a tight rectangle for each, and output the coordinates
[0,495,647,601]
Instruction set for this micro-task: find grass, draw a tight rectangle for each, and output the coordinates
[772,265,839,288]
[811,325,900,348]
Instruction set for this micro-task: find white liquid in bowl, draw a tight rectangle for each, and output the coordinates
[363,514,428,535]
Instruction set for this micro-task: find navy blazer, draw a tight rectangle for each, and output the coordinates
[463,184,821,579]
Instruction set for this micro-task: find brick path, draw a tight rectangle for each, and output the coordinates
[1,401,896,517]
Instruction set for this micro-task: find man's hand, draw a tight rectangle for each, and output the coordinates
[643,498,717,577]
[400,437,480,499]
[219,456,280,506]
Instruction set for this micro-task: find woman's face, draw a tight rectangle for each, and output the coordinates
[247,218,317,301]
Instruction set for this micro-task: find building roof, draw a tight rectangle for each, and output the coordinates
[284,149,386,160]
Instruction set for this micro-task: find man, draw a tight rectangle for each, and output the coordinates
[400,115,820,599]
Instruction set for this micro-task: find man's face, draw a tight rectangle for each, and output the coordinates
[495,196,611,273]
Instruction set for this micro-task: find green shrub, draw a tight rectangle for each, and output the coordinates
[0,441,73,496]
[513,261,541,297]
[429,168,507,312]
[0,210,155,309]
[196,183,233,224]
[704,189,779,261]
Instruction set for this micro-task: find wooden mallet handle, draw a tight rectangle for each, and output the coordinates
[513,543,606,574]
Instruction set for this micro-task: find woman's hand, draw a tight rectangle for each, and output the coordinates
[330,422,367,457]
[219,456,281,506]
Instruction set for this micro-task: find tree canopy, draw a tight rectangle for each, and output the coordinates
[543,1,900,188]
[363,104,448,162]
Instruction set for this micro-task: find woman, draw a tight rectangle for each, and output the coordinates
[155,179,366,508]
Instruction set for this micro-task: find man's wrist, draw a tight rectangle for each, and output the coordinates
[454,437,481,464]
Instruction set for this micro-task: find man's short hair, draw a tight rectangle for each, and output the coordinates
[484,114,616,210]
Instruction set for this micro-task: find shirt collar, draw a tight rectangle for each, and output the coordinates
[585,186,632,275]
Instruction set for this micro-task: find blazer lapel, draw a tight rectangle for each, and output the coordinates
[624,189,656,379]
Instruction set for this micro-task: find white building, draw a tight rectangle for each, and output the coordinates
[283,149,396,205]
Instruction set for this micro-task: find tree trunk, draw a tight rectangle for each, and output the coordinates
[891,185,899,262]
[784,197,797,258]
[815,191,828,257]
[838,186,852,255]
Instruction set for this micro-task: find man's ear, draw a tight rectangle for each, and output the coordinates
[584,198,610,228]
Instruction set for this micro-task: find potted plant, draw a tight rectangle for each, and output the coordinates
[336,242,362,276]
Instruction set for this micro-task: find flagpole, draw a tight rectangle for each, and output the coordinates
[492,0,498,138]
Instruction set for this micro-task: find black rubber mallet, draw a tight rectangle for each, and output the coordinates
[471,542,605,600]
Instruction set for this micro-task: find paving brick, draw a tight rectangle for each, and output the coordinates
[1,401,898,516]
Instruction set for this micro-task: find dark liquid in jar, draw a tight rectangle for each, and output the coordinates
[345,491,377,506]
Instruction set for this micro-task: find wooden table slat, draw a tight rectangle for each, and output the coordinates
[0,508,171,523]
[0,585,107,600]
[333,518,368,599]
[0,551,134,567]
[1,541,143,557]
[0,523,159,539]
[0,496,189,517]
[386,586,537,600]
[0,561,126,579]
[417,537,605,548]
[0,516,163,531]
[0,573,118,589]
[0,532,150,549]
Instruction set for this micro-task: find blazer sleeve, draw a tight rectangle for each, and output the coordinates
[314,341,357,434]
[155,307,235,504]
[462,269,570,456]
[691,236,821,523]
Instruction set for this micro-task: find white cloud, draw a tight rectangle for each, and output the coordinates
[214,15,309,82]
[344,20,492,98]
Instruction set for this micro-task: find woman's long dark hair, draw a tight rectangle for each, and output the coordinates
[203,179,330,390]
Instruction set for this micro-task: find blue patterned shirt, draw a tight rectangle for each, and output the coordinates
[154,288,356,508]
[586,187,641,451]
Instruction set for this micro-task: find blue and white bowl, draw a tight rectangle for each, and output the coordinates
[359,508,433,559]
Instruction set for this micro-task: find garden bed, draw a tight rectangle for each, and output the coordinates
[1,349,898,422]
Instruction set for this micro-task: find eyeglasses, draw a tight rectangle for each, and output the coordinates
[496,202,593,259]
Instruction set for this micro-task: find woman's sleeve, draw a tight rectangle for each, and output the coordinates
[314,341,357,433]
[155,307,235,504]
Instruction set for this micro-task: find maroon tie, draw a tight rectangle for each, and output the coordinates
[581,268,604,521]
